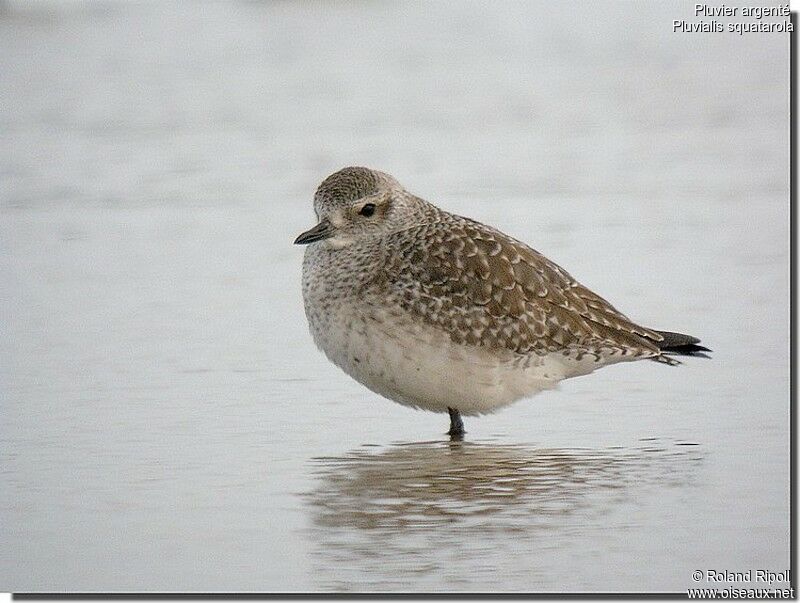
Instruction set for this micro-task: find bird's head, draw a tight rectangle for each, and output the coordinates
[294,167,422,249]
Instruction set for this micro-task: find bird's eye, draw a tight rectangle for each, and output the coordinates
[359,203,376,217]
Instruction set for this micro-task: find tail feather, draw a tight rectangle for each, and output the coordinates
[652,330,712,361]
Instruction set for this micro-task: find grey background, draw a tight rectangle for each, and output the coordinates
[0,0,790,593]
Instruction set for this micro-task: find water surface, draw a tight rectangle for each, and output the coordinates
[0,0,789,593]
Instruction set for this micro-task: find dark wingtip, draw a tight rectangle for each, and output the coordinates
[661,343,712,358]
[652,330,711,359]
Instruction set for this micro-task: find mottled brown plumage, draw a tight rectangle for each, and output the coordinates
[379,216,665,361]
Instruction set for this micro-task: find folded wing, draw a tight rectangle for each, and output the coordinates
[379,215,665,360]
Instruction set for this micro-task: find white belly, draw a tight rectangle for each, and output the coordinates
[307,304,613,416]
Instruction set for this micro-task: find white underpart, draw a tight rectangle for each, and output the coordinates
[310,305,632,416]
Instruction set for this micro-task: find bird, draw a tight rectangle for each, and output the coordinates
[295,167,710,439]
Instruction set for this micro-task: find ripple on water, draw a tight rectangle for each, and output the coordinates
[303,438,704,591]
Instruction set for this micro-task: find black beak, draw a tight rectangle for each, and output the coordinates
[294,219,334,245]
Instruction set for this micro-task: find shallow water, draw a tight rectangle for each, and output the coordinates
[0,0,790,594]
[306,438,707,592]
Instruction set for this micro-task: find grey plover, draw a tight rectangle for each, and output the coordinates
[295,167,710,439]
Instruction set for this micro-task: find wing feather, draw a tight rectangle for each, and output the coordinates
[379,215,662,358]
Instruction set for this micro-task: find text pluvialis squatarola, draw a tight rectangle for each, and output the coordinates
[295,167,710,439]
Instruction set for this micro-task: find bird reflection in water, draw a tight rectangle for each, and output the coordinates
[304,438,703,592]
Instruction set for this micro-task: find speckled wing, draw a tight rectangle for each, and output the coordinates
[379,215,664,359]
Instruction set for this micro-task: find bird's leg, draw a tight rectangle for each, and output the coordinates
[447,407,465,440]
